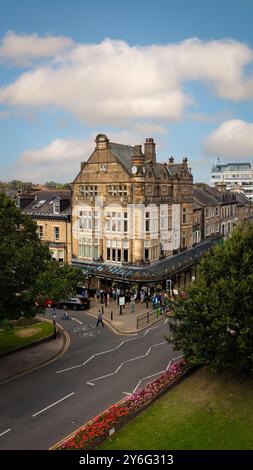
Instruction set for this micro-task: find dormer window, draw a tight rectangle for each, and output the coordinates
[53,199,60,214]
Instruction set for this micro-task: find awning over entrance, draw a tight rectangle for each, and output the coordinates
[72,237,221,283]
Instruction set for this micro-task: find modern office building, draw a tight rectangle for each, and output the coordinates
[210,159,253,201]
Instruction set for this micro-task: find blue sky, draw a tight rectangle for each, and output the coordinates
[0,0,253,183]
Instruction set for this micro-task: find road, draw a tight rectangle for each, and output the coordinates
[0,310,181,450]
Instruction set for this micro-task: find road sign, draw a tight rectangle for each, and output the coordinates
[119,296,125,306]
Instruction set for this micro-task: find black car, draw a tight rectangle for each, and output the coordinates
[55,297,90,311]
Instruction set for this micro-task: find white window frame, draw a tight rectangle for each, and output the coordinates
[54,226,60,241]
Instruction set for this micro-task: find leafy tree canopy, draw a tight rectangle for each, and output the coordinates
[168,223,253,372]
[0,193,84,319]
[33,260,84,307]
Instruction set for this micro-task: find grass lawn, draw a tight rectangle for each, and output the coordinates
[99,367,253,450]
[0,321,54,355]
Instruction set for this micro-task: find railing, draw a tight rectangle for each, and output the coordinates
[136,306,170,329]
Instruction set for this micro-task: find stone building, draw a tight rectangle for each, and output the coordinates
[71,134,193,286]
[193,183,251,241]
[18,190,71,263]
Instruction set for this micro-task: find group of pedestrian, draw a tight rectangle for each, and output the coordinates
[95,289,111,306]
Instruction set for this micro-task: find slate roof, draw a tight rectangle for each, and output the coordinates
[193,200,202,210]
[235,192,251,204]
[109,142,142,174]
[20,190,71,218]
[167,164,182,176]
[193,188,219,206]
[109,142,167,178]
[193,185,238,207]
[205,186,237,203]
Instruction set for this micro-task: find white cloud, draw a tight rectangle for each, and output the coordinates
[8,138,92,183]
[3,130,149,182]
[204,119,253,158]
[0,31,74,66]
[0,36,253,125]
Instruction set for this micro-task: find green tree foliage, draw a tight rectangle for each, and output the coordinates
[168,223,253,372]
[0,193,50,319]
[33,260,84,307]
[0,193,84,319]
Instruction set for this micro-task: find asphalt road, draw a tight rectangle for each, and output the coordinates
[0,310,181,450]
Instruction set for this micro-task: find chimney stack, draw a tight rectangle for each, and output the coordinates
[144,138,156,165]
[215,182,227,192]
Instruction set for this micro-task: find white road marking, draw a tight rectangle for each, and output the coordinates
[82,355,95,366]
[96,348,115,356]
[132,380,142,393]
[71,317,83,325]
[166,355,183,370]
[131,354,184,393]
[87,371,114,385]
[57,319,168,375]
[56,364,82,374]
[0,428,11,438]
[144,324,161,336]
[32,392,75,417]
[86,341,168,385]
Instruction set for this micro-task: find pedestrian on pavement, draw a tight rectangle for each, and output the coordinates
[130,294,136,313]
[96,309,105,327]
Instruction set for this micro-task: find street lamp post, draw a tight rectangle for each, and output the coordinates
[52,307,57,339]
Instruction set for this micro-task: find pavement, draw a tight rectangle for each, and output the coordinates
[88,297,164,334]
[0,299,165,385]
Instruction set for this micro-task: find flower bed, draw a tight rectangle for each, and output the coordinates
[55,360,188,450]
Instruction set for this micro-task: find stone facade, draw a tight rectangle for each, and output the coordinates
[72,134,193,267]
[36,218,72,263]
[18,190,72,263]
[193,183,253,242]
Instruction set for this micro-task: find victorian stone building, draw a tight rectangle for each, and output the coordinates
[71,134,193,278]
[18,190,72,263]
[193,183,252,242]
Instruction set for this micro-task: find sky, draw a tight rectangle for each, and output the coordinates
[0,0,253,184]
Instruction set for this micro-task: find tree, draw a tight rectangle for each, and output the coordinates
[168,223,253,372]
[0,193,84,319]
[32,260,84,308]
[0,193,50,319]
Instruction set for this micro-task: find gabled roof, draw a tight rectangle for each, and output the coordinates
[167,164,182,176]
[108,142,142,174]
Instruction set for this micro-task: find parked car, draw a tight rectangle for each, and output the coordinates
[55,297,90,311]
